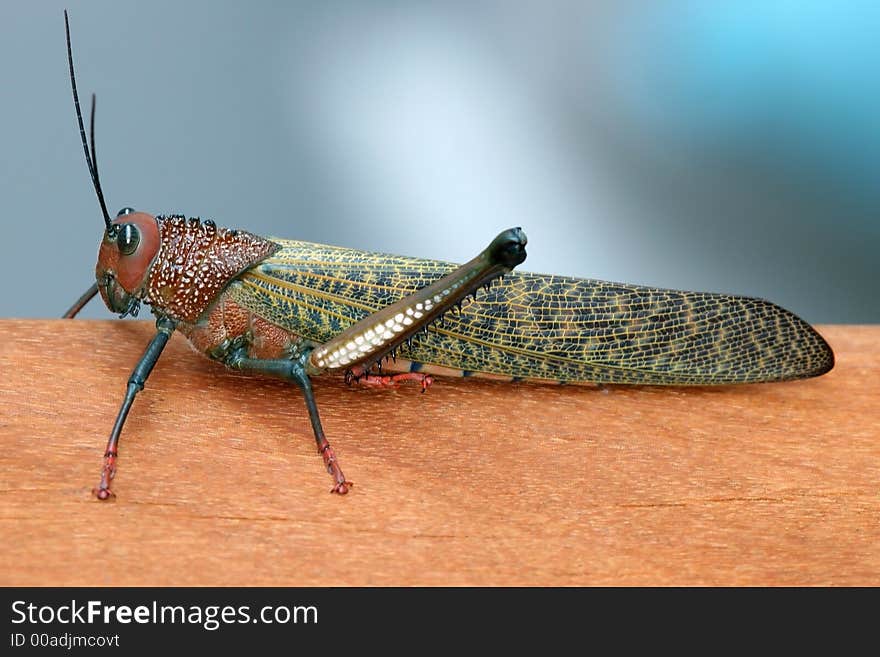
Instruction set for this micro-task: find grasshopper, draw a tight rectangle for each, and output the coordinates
[61,12,833,499]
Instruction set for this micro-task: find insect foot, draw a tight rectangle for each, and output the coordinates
[93,449,118,500]
[345,369,434,392]
[319,442,352,494]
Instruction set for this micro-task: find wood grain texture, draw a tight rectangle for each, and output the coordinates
[0,320,877,586]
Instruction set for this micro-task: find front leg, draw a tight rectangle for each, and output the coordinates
[94,316,177,500]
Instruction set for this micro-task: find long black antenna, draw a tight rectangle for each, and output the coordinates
[64,10,113,234]
[89,93,103,204]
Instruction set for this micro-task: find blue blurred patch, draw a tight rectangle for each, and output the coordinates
[612,0,880,213]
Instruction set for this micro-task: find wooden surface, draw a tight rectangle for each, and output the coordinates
[0,320,877,586]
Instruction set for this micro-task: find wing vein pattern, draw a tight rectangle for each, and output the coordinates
[229,239,833,384]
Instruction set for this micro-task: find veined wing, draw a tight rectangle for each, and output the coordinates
[229,239,834,384]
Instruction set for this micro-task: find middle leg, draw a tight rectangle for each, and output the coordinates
[227,350,351,494]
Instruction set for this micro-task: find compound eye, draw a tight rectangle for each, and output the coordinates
[117,207,136,217]
[116,223,140,255]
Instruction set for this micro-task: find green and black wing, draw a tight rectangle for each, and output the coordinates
[229,239,834,385]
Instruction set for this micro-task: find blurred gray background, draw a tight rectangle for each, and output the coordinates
[2,1,877,322]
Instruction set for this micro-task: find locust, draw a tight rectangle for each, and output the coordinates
[61,12,833,499]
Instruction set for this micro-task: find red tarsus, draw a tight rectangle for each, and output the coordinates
[318,439,351,494]
[94,449,117,500]
[346,371,434,393]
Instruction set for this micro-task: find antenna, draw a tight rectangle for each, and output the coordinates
[64,10,114,234]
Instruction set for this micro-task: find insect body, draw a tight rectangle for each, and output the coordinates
[62,13,833,499]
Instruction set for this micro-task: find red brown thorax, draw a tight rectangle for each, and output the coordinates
[96,212,279,322]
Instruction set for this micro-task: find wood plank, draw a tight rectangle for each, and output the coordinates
[0,320,877,585]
